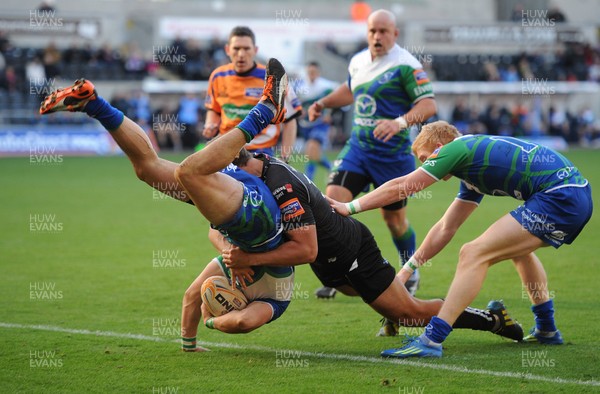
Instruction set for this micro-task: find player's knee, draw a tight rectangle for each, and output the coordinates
[173,164,189,186]
[384,215,408,235]
[458,241,487,269]
[183,284,200,303]
[231,314,257,333]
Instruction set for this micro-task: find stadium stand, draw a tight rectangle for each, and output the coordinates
[0,0,598,150]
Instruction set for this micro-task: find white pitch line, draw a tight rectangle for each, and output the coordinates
[2,322,598,387]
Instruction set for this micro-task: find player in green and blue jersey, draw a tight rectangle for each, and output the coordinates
[308,10,437,336]
[332,120,593,358]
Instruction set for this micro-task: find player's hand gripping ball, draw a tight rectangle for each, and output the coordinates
[201,276,248,316]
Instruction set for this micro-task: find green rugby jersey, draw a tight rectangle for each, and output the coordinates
[420,135,588,203]
[348,44,434,155]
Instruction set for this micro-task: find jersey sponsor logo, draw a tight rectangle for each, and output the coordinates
[354,94,377,117]
[279,198,305,221]
[245,87,263,98]
[272,183,294,199]
[413,69,430,85]
[413,84,433,97]
[354,117,378,127]
[223,105,251,120]
[423,159,436,167]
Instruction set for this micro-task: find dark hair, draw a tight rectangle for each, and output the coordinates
[228,26,256,45]
[307,61,320,68]
[232,148,253,167]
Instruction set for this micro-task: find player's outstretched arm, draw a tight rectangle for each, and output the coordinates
[397,199,478,283]
[332,169,436,216]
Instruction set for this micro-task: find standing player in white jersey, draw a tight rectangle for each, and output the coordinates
[296,61,337,181]
[309,9,437,336]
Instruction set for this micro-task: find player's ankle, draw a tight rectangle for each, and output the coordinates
[181,336,197,351]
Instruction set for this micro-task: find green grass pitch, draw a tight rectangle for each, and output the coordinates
[1,149,599,393]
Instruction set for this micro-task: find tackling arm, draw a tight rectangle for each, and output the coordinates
[222,225,318,268]
[331,168,436,215]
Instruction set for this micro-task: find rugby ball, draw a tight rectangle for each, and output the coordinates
[201,276,248,316]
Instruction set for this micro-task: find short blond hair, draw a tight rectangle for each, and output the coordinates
[412,121,462,155]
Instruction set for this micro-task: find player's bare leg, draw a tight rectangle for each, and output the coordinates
[381,214,545,357]
[39,79,189,201]
[335,276,521,340]
[334,285,359,296]
[325,184,353,202]
[112,117,189,200]
[512,252,550,305]
[380,215,539,357]
[202,302,274,334]
[511,251,562,343]
[438,215,545,327]
[369,278,441,325]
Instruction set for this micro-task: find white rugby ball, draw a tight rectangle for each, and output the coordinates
[201,276,248,316]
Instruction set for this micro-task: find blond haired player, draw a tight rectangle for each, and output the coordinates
[330,120,593,357]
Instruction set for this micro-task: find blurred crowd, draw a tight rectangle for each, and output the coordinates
[0,31,229,90]
[1,28,599,147]
[322,40,600,83]
[449,98,599,147]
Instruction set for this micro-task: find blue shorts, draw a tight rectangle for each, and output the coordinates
[300,124,330,146]
[332,142,415,188]
[329,143,415,206]
[510,183,593,248]
[214,167,283,252]
[254,299,290,322]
